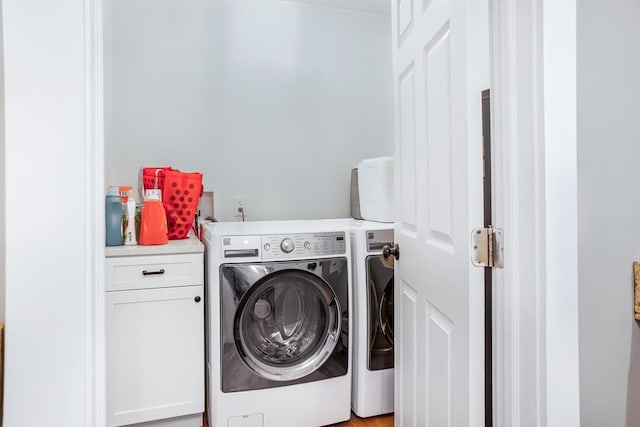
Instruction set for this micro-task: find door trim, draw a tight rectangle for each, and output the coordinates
[85,0,106,426]
[490,0,580,425]
[490,0,547,424]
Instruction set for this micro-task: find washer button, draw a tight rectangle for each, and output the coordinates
[304,241,311,249]
[263,243,271,251]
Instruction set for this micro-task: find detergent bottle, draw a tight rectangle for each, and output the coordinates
[105,186,123,246]
[138,189,168,245]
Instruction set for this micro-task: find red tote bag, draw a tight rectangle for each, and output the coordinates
[142,167,203,240]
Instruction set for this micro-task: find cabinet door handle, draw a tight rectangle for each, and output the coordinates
[142,268,165,276]
[194,296,201,303]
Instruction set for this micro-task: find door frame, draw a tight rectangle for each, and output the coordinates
[87,0,107,425]
[490,0,580,426]
[81,0,581,426]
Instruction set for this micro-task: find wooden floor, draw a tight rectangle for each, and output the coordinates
[203,412,393,427]
[327,413,394,427]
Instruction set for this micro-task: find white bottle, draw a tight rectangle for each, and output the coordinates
[123,190,138,245]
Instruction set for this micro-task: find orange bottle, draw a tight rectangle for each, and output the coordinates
[138,189,168,245]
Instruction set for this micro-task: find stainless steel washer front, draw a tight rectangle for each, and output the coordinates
[220,258,349,392]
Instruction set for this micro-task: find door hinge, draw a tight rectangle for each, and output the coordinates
[471,226,504,269]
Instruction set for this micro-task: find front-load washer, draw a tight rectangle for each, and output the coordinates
[202,220,352,427]
[315,219,394,417]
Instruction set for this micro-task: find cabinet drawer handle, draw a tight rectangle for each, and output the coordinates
[194,296,201,303]
[142,268,165,276]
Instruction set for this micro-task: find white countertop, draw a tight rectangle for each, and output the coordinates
[105,233,204,257]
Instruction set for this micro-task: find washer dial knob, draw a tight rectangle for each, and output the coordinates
[280,238,295,253]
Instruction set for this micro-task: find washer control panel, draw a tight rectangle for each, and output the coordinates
[262,232,346,259]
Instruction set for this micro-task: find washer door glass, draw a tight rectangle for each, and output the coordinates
[379,277,394,346]
[234,269,341,381]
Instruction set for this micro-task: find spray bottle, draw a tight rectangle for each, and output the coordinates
[123,190,138,245]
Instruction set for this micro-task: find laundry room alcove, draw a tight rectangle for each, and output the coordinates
[102,0,394,425]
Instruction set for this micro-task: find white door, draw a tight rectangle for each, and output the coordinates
[392,0,489,426]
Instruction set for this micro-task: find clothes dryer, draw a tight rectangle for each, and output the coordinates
[202,221,352,427]
[315,219,394,417]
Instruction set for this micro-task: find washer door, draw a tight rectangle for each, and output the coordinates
[234,269,341,381]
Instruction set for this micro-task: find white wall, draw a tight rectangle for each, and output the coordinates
[105,0,392,221]
[0,0,5,323]
[543,1,581,425]
[577,1,640,426]
[3,0,100,425]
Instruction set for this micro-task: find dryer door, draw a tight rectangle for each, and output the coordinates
[366,254,394,371]
[379,277,394,347]
[234,269,341,381]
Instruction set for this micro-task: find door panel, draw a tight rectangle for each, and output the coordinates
[399,65,417,229]
[400,284,417,427]
[424,25,453,247]
[427,304,453,426]
[397,0,414,43]
[423,0,436,13]
[392,0,488,425]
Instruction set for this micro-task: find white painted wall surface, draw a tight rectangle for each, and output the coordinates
[543,0,581,426]
[0,0,6,323]
[3,0,99,425]
[577,1,640,426]
[104,0,392,221]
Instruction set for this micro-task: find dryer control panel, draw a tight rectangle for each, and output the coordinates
[262,232,346,259]
[366,229,394,253]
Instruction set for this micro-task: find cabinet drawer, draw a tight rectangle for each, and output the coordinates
[106,253,203,291]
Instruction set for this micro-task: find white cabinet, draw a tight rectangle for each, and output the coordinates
[106,244,204,427]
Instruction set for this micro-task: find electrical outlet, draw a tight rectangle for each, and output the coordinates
[233,196,247,218]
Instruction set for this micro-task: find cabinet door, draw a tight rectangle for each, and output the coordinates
[106,285,204,427]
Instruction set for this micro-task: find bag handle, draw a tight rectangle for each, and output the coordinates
[154,168,163,190]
